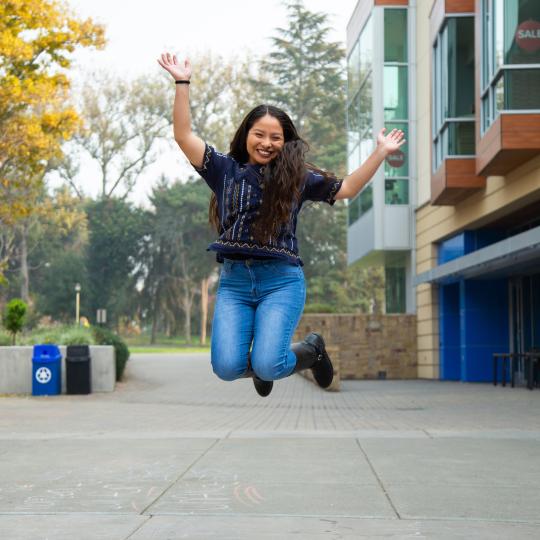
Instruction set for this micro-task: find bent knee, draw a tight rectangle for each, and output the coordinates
[211,354,247,381]
[251,356,288,382]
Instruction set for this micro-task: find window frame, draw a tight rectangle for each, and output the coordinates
[432,15,476,173]
[480,0,540,134]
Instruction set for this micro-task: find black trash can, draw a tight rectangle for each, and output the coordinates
[66,345,91,394]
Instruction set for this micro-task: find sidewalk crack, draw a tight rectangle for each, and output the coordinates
[139,438,220,515]
[356,438,401,519]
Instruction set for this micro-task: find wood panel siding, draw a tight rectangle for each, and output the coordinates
[476,114,540,176]
[431,158,486,205]
[374,0,408,6]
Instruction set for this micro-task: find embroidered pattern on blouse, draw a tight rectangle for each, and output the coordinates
[213,239,299,258]
[198,145,212,172]
[326,179,342,203]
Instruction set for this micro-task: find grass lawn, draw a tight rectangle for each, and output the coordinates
[130,346,210,354]
[122,334,211,354]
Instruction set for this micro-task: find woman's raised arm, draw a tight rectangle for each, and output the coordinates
[335,128,405,200]
[157,53,205,168]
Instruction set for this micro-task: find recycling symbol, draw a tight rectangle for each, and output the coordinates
[35,367,52,384]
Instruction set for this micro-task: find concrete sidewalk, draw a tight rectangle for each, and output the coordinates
[1,353,540,539]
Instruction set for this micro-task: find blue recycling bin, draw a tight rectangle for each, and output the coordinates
[32,344,62,396]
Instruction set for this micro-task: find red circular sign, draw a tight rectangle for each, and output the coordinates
[386,149,405,168]
[515,20,540,53]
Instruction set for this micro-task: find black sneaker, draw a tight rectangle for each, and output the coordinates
[304,333,334,389]
[253,376,273,397]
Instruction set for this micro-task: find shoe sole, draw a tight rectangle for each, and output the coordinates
[253,378,273,397]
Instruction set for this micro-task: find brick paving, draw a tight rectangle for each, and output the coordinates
[1,353,540,539]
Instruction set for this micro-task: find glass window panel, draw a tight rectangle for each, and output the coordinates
[441,21,449,119]
[384,9,408,63]
[359,74,373,132]
[495,0,504,71]
[446,18,475,118]
[482,0,491,87]
[446,121,476,155]
[384,122,408,177]
[347,92,360,150]
[482,94,490,131]
[433,140,441,172]
[495,73,505,112]
[504,68,540,109]
[348,145,360,173]
[347,39,361,99]
[360,184,373,213]
[385,179,409,204]
[384,66,408,120]
[504,0,540,65]
[359,16,373,84]
[360,131,374,164]
[385,266,406,313]
[348,195,360,225]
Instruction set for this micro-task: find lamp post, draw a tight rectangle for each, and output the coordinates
[75,283,81,326]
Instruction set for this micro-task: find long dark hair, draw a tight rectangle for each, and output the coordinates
[209,104,333,243]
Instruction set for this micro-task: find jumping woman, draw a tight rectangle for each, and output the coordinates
[157,53,405,397]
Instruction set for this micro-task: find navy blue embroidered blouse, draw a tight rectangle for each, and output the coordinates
[193,144,343,266]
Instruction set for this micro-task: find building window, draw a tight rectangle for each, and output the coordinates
[348,184,373,226]
[347,16,373,186]
[385,266,406,313]
[481,0,540,133]
[432,16,475,172]
[385,179,408,205]
[384,8,409,205]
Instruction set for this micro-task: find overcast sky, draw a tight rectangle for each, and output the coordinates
[59,0,357,204]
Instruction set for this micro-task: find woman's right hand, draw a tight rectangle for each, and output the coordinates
[157,53,192,81]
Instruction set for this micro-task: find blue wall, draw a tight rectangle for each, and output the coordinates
[460,279,509,382]
[438,230,505,265]
[439,283,461,380]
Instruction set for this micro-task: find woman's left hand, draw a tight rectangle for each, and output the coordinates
[376,128,406,156]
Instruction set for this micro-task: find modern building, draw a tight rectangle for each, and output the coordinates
[347,0,540,382]
[347,0,416,315]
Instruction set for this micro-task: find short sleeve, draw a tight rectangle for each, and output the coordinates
[191,143,233,193]
[302,170,343,206]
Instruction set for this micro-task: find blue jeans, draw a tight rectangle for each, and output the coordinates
[211,258,306,381]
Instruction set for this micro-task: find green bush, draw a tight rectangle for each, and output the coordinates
[21,328,62,346]
[60,326,95,346]
[303,303,339,314]
[20,325,95,346]
[0,330,11,346]
[92,327,130,381]
[3,298,27,344]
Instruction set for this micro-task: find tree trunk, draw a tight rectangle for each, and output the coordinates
[200,276,209,345]
[150,308,158,345]
[183,288,193,344]
[20,223,30,304]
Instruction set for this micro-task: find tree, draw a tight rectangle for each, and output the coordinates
[256,0,353,305]
[259,0,346,174]
[28,187,89,321]
[0,0,104,284]
[59,73,171,200]
[145,178,217,344]
[85,198,148,328]
[3,298,27,345]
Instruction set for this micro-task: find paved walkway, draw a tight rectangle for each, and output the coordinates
[1,353,540,539]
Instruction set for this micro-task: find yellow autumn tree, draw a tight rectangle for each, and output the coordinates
[0,0,105,225]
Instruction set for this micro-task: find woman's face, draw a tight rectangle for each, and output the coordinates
[246,114,285,165]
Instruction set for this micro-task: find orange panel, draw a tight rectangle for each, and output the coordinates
[374,0,408,5]
[431,158,486,205]
[446,0,474,13]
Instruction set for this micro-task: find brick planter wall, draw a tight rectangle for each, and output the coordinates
[293,314,417,391]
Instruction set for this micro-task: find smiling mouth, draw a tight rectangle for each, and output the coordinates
[257,149,272,158]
